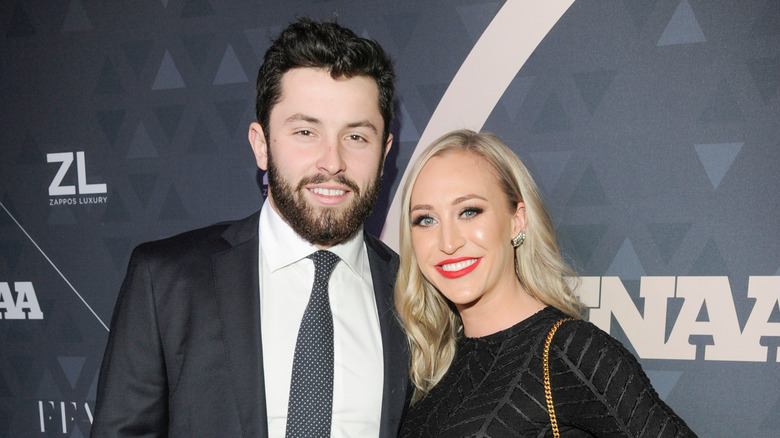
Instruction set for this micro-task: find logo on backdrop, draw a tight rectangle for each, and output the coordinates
[576,276,780,363]
[47,152,109,206]
[38,400,94,434]
[0,281,44,320]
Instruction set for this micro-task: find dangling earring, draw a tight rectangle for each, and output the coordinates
[512,230,526,248]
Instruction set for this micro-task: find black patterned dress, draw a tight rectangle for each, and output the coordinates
[399,307,696,437]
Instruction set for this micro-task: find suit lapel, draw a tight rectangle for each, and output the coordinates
[212,212,268,438]
[365,235,409,438]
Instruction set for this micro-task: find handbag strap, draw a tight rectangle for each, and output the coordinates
[543,318,572,438]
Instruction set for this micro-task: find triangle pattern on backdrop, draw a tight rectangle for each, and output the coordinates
[657,0,706,46]
[694,142,742,189]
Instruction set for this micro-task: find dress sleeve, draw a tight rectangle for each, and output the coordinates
[548,320,697,438]
[91,245,168,437]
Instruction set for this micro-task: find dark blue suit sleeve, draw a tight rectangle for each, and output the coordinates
[91,245,168,437]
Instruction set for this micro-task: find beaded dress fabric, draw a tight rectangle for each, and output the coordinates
[399,307,696,438]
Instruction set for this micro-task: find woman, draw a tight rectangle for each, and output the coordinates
[395,130,695,437]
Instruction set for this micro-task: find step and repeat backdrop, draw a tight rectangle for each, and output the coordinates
[1,0,778,436]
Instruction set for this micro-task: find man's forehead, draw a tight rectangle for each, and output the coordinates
[271,68,384,126]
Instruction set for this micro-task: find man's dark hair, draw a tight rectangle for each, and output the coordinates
[255,18,395,143]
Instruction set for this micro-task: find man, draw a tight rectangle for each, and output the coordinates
[91,18,409,437]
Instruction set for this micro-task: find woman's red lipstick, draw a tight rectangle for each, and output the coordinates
[435,257,480,279]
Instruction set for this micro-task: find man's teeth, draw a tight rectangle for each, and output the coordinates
[311,187,346,196]
[440,259,477,271]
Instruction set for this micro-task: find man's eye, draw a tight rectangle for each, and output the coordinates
[348,134,366,142]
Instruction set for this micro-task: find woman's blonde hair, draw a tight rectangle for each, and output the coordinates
[395,129,584,402]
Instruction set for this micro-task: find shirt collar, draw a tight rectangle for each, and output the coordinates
[258,198,366,275]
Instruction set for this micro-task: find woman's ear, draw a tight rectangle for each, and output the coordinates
[512,202,526,236]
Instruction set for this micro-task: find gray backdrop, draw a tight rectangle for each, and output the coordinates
[1,0,778,436]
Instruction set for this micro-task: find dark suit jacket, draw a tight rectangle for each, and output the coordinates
[91,212,409,437]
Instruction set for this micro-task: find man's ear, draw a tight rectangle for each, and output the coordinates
[248,122,269,170]
[379,132,393,176]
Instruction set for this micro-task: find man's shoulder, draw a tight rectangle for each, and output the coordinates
[134,212,259,260]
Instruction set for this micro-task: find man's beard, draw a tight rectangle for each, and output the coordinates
[267,153,383,247]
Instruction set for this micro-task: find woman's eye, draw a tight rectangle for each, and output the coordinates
[412,215,435,227]
[461,207,483,219]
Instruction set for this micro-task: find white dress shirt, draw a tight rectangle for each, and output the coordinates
[258,199,384,437]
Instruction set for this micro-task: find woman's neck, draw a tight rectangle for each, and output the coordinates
[458,283,546,338]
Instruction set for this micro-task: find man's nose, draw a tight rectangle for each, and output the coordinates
[316,137,346,175]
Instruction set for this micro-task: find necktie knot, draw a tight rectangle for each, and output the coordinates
[309,250,340,282]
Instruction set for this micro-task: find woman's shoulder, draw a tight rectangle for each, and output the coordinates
[547,312,650,383]
[545,313,697,436]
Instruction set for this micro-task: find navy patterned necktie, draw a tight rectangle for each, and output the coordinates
[285,250,340,437]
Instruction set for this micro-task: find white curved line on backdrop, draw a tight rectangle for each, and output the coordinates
[381,0,575,251]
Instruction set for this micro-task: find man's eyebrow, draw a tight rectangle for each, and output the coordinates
[283,115,379,135]
[284,113,322,125]
[346,120,379,134]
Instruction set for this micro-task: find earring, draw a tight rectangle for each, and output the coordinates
[512,231,526,248]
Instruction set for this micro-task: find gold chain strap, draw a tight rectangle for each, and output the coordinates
[543,318,572,438]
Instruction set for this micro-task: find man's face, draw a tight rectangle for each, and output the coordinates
[249,67,393,248]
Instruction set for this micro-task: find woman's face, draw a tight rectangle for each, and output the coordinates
[409,150,525,314]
